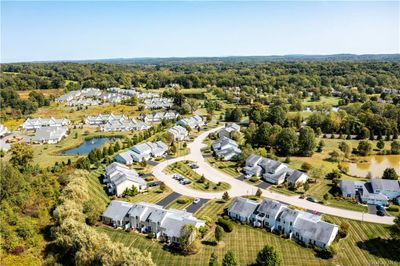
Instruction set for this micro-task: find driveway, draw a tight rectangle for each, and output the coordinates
[151,126,395,225]
[368,204,377,215]
[185,198,209,213]
[156,192,181,207]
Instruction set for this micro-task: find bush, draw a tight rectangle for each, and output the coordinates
[387,206,399,212]
[145,176,154,182]
[217,218,233,233]
[177,198,188,204]
[249,176,260,183]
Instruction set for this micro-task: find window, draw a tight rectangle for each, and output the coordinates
[290,222,292,226]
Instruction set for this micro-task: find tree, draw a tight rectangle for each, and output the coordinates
[209,252,219,266]
[179,224,200,254]
[275,128,298,156]
[377,139,385,150]
[222,250,238,266]
[391,141,400,154]
[256,188,262,197]
[255,245,282,266]
[390,215,400,240]
[382,168,398,180]
[215,225,224,243]
[267,106,287,126]
[298,127,316,156]
[357,140,372,156]
[222,191,230,201]
[301,162,312,173]
[316,140,325,152]
[10,143,33,169]
[338,141,351,158]
[159,182,166,192]
[303,182,310,191]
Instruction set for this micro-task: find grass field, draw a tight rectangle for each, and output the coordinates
[165,161,230,192]
[165,196,194,210]
[86,166,110,206]
[302,96,339,107]
[206,157,241,178]
[98,211,398,266]
[125,187,173,204]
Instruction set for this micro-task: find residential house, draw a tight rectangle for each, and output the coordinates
[32,126,68,144]
[104,162,147,196]
[286,169,309,187]
[144,97,173,109]
[217,123,241,138]
[168,125,188,141]
[84,113,128,125]
[140,111,179,123]
[177,115,204,129]
[101,119,150,132]
[228,197,338,248]
[21,117,70,130]
[115,141,168,164]
[0,124,8,137]
[340,179,400,205]
[67,98,100,106]
[211,136,241,161]
[102,200,134,228]
[243,154,288,184]
[227,197,259,223]
[103,200,205,243]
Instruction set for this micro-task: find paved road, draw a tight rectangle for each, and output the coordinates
[152,127,395,225]
[156,192,181,207]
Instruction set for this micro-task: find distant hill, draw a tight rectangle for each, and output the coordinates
[74,54,400,65]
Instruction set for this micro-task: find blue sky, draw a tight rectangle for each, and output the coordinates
[1,1,399,63]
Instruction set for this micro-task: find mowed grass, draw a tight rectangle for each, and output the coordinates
[206,157,241,178]
[86,166,110,206]
[302,96,339,107]
[165,196,194,210]
[165,161,230,192]
[99,197,399,266]
[125,186,173,204]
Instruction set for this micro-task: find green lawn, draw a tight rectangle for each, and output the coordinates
[268,186,299,196]
[165,161,230,192]
[165,196,194,210]
[86,166,110,206]
[302,96,339,107]
[125,187,173,204]
[195,199,232,220]
[206,157,241,178]
[98,212,398,266]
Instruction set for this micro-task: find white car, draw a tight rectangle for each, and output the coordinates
[193,198,201,204]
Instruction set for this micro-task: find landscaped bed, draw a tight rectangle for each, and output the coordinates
[165,161,230,192]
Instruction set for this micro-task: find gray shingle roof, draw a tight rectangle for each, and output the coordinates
[228,197,259,218]
[102,200,134,221]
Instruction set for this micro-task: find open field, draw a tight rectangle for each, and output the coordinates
[125,187,173,204]
[165,161,230,192]
[17,88,63,99]
[206,157,241,177]
[302,96,339,107]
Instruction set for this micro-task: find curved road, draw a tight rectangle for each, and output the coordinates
[152,126,395,225]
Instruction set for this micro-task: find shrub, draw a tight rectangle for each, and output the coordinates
[249,176,260,183]
[144,176,154,182]
[217,218,233,232]
[177,198,188,204]
[387,206,399,212]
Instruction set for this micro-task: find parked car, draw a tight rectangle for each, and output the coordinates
[244,174,252,179]
[376,205,384,211]
[189,163,199,169]
[193,198,200,204]
[376,210,385,216]
[306,197,318,203]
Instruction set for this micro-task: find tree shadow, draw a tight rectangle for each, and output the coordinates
[201,240,217,246]
[356,238,400,262]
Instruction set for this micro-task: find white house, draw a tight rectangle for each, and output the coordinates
[211,136,241,161]
[0,124,8,137]
[84,113,128,125]
[104,162,147,196]
[115,141,168,164]
[177,115,204,129]
[103,200,205,243]
[286,169,309,187]
[228,197,338,248]
[144,97,174,109]
[102,200,134,228]
[32,126,68,144]
[140,111,179,123]
[217,123,241,138]
[168,125,188,141]
[340,179,400,205]
[21,117,70,130]
[243,154,288,184]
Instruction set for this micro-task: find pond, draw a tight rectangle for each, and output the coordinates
[62,137,113,155]
[343,155,400,178]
